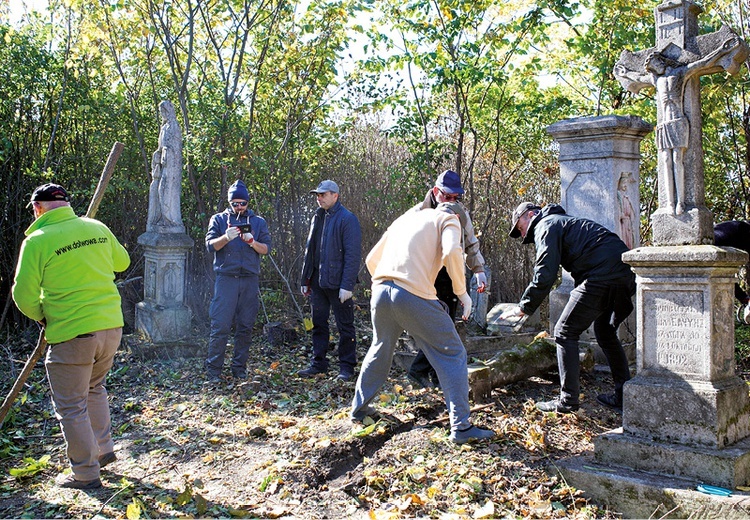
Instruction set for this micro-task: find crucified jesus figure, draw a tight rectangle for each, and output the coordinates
[615,37,742,215]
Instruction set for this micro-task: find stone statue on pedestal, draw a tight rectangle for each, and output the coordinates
[137,99,193,344]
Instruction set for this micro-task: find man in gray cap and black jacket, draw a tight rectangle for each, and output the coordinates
[300,180,362,381]
[502,202,635,414]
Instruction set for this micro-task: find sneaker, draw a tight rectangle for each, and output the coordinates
[55,473,102,489]
[536,398,579,414]
[596,393,623,412]
[204,374,221,385]
[232,372,247,381]
[351,406,381,424]
[337,371,354,381]
[98,452,117,469]
[297,366,327,377]
[449,425,496,444]
[407,372,435,389]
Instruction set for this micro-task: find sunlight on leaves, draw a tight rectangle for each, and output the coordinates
[473,500,495,518]
[126,497,145,519]
[8,455,50,478]
[523,424,546,451]
[353,423,377,437]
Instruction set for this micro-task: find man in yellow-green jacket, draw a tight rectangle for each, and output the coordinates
[12,183,130,489]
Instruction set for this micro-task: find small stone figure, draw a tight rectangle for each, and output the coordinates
[617,172,637,249]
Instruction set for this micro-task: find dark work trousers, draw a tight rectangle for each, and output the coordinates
[310,276,356,373]
[205,273,260,378]
[554,276,634,407]
[408,267,458,381]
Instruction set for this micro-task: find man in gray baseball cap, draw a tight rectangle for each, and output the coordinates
[300,179,361,381]
[310,179,340,194]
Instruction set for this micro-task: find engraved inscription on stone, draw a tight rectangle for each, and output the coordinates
[644,291,706,376]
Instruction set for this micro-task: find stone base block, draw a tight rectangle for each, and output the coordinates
[622,376,750,448]
[594,428,750,489]
[557,454,750,519]
[136,301,192,344]
[651,206,713,246]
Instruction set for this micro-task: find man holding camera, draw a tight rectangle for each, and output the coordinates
[205,179,271,382]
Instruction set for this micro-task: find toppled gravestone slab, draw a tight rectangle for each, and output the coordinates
[468,334,595,402]
[486,303,542,335]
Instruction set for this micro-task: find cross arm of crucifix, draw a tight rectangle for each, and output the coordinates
[614,50,653,95]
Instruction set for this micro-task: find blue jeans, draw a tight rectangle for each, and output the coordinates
[206,274,260,377]
[351,281,471,431]
[309,277,356,373]
[554,276,634,406]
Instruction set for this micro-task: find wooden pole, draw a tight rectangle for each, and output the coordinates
[0,141,124,426]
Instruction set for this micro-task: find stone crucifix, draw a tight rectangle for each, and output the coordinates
[614,0,748,245]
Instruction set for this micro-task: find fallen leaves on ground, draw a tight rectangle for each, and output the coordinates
[0,320,626,519]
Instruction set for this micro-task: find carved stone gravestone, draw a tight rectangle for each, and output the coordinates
[546,115,651,362]
[558,3,750,517]
[136,100,194,343]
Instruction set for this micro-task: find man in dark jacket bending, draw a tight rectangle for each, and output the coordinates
[714,220,750,324]
[502,202,635,413]
[300,180,362,381]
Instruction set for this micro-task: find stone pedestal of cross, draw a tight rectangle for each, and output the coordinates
[557,3,750,517]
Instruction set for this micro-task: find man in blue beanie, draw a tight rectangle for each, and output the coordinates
[407,169,488,388]
[204,179,272,382]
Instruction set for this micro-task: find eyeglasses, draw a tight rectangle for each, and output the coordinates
[439,189,462,202]
[230,201,248,207]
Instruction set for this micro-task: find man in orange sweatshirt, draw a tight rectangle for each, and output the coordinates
[351,205,495,444]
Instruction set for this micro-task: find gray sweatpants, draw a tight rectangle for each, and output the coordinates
[351,281,471,431]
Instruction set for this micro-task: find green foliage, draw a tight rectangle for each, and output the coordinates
[3,0,750,321]
[8,455,50,479]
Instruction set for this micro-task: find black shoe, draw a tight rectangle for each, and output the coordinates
[596,393,623,412]
[337,371,354,381]
[232,372,247,380]
[98,452,117,469]
[55,473,102,489]
[449,425,496,444]
[536,398,579,414]
[298,366,327,377]
[407,372,435,389]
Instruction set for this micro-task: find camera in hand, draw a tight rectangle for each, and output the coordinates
[237,224,252,234]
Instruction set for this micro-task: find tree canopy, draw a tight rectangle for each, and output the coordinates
[1,0,749,331]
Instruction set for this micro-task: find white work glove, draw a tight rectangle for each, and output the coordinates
[301,285,311,297]
[474,272,487,293]
[242,232,254,243]
[225,226,240,242]
[744,305,750,325]
[339,288,353,304]
[499,306,524,321]
[458,292,472,320]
